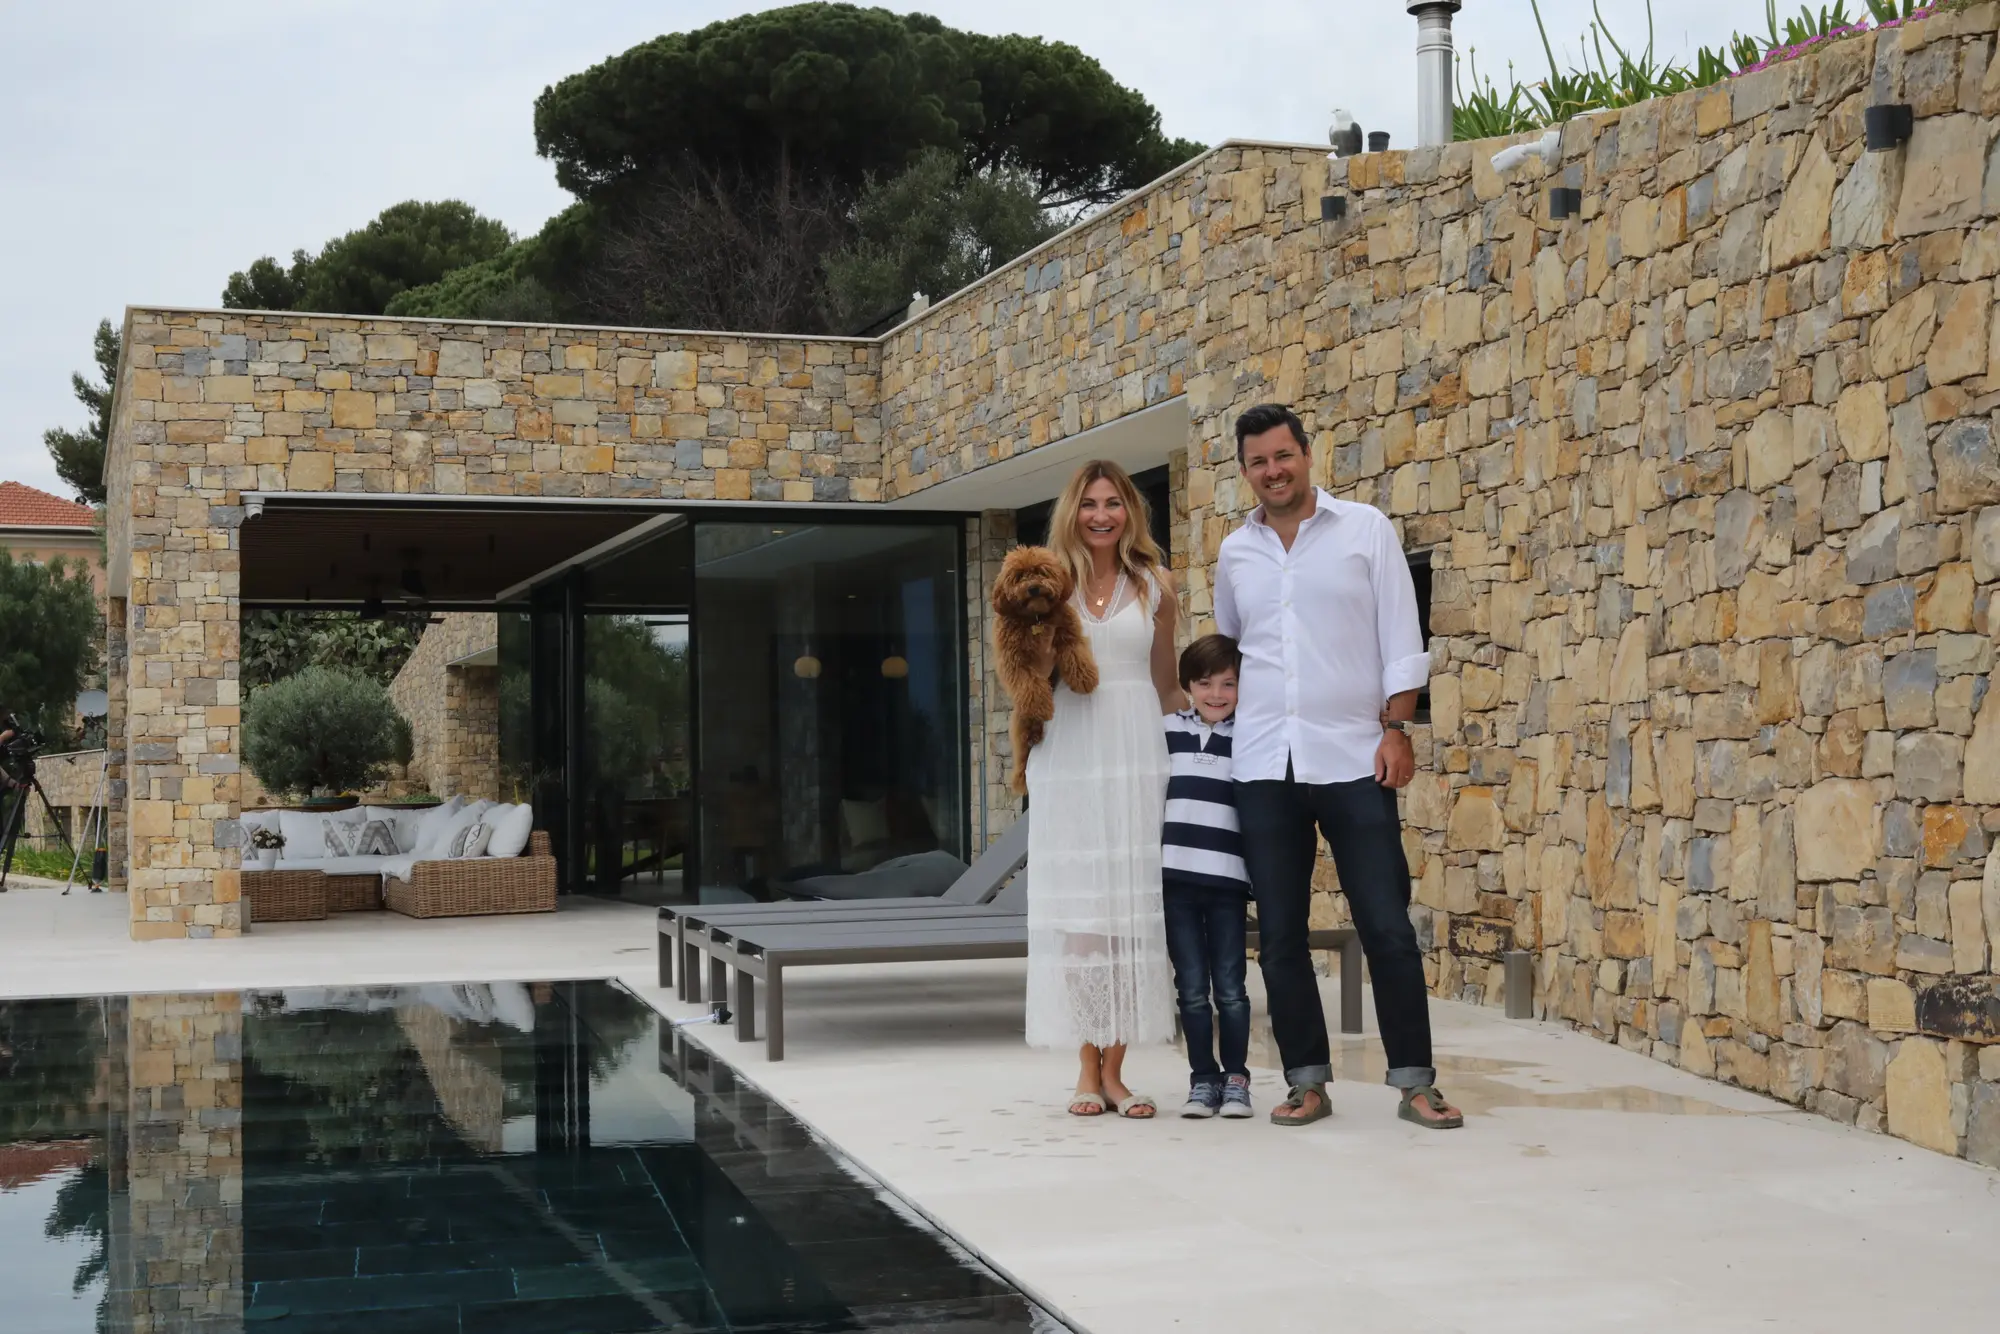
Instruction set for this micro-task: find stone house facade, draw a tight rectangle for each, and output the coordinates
[105,7,2000,1163]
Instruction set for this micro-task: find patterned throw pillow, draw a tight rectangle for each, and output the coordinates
[325,818,397,857]
[354,820,397,856]
[447,822,492,859]
[323,818,362,857]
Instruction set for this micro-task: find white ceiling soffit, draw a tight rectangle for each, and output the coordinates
[887,396,1189,512]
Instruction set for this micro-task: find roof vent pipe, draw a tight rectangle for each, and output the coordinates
[1407,1,1463,148]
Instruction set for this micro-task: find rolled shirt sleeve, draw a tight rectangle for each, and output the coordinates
[1372,512,1431,699]
[1212,547,1240,639]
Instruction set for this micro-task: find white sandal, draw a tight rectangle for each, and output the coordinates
[1109,1092,1157,1119]
[1068,1090,1107,1116]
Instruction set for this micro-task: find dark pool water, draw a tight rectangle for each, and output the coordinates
[0,981,1065,1333]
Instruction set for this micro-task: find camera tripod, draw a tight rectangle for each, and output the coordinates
[0,751,96,893]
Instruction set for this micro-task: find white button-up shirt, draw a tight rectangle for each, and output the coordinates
[1213,488,1431,784]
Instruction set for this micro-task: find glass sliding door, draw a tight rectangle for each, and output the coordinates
[495,512,965,905]
[579,518,694,904]
[691,521,964,902]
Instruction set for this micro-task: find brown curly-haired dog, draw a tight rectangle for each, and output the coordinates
[992,546,1099,795]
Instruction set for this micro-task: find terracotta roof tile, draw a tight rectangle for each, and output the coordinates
[0,481,96,529]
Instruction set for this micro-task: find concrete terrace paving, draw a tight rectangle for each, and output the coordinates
[4,886,1995,1333]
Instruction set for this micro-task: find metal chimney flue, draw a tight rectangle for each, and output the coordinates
[1407,1,1462,148]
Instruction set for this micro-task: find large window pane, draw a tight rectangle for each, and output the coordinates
[581,613,691,902]
[692,522,963,902]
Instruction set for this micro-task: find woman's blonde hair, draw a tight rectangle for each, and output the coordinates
[1047,460,1164,605]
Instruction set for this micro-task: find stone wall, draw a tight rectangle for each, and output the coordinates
[1209,12,2000,1163]
[107,314,880,936]
[23,748,107,849]
[389,611,501,800]
[118,992,243,1332]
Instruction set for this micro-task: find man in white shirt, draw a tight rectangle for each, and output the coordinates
[1214,404,1462,1129]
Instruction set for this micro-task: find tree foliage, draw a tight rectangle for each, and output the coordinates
[0,551,99,746]
[240,610,428,689]
[223,200,514,315]
[42,319,119,505]
[229,7,1202,335]
[523,4,1201,331]
[534,5,974,199]
[242,666,413,798]
[823,147,1061,329]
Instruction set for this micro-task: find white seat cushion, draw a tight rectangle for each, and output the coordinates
[308,854,417,879]
[412,800,478,860]
[424,799,494,858]
[484,803,534,859]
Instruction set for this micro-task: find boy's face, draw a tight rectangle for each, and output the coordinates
[1188,669,1238,724]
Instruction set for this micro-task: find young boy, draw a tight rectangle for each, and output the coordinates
[1162,634,1254,1118]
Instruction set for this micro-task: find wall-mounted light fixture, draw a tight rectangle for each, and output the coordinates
[1320,194,1348,221]
[792,655,822,680]
[880,655,909,680]
[1863,104,1913,152]
[1548,187,1582,220]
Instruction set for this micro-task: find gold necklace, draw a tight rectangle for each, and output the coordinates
[1087,568,1120,611]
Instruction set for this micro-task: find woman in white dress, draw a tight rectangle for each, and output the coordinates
[1022,460,1181,1117]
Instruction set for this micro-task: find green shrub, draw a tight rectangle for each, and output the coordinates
[242,666,411,799]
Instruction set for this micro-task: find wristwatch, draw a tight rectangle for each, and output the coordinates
[1381,719,1412,734]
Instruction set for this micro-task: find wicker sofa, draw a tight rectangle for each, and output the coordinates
[240,802,557,921]
[384,830,558,919]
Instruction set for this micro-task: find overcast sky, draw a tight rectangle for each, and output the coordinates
[0,0,1744,497]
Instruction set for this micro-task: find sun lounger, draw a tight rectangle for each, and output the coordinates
[658,816,1029,995]
[707,916,1031,1060]
[700,914,1363,1062]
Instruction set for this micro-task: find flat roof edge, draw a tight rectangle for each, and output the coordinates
[121,304,878,345]
[239,490,977,515]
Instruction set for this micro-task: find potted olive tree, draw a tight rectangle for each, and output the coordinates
[242,666,414,808]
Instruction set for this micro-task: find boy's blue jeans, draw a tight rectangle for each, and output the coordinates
[1162,878,1251,1083]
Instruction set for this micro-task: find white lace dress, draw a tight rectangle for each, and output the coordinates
[1023,572,1176,1049]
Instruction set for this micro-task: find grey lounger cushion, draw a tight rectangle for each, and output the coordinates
[779,848,970,901]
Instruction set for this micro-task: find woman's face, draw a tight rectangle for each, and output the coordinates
[1076,477,1127,554]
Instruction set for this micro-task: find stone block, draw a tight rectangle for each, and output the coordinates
[1929,280,1990,385]
[437,340,485,378]
[1897,112,1986,235]
[331,389,376,430]
[1886,1037,1957,1154]
[1933,417,2000,513]
[1870,977,1917,1033]
[1893,733,1962,801]
[1825,1019,1889,1100]
[1773,133,1837,268]
[1828,905,1897,975]
[1796,779,1880,880]
[1831,147,1901,249]
[1915,976,2000,1042]
[1447,786,1506,851]
[1836,380,1891,463]
[1963,683,2000,803]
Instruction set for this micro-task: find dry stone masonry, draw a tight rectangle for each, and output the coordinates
[105,6,2000,1164]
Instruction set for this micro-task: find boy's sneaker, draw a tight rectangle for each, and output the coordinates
[1180,1081,1223,1119]
[1219,1074,1254,1118]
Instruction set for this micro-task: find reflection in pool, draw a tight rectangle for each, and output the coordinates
[0,981,1065,1333]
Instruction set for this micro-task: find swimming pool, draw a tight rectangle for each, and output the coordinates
[0,980,1067,1333]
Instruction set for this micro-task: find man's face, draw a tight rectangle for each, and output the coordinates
[1240,425,1311,514]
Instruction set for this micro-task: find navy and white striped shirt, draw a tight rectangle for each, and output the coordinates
[1162,710,1251,894]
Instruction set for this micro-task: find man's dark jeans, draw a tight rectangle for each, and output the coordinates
[1162,879,1251,1083]
[1234,772,1436,1090]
